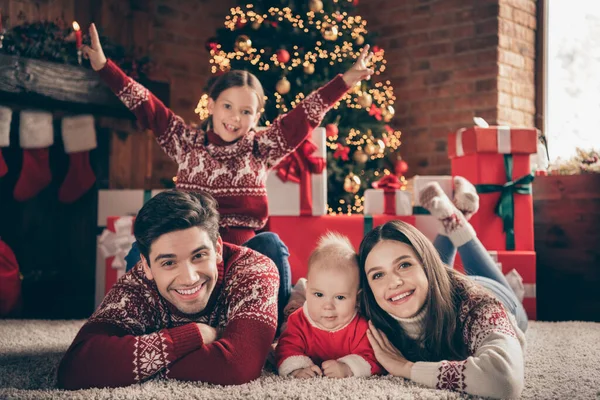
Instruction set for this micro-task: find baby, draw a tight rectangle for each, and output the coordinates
[275,233,382,378]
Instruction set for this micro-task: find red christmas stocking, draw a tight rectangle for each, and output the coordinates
[0,150,7,178]
[0,238,22,317]
[0,106,11,178]
[14,111,54,201]
[58,115,97,203]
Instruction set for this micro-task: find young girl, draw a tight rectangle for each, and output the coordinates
[82,23,374,322]
[275,233,381,379]
[358,181,527,399]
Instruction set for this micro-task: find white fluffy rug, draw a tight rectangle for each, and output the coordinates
[0,320,598,399]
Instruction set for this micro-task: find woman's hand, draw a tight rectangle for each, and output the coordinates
[81,23,107,71]
[342,45,375,87]
[367,321,414,379]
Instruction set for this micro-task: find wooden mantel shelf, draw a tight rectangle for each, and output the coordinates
[0,54,169,118]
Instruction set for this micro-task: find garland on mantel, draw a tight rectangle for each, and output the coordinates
[0,20,154,79]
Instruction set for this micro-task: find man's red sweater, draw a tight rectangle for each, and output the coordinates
[97,61,349,244]
[57,243,279,389]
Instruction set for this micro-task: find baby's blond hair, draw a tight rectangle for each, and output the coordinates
[307,232,359,275]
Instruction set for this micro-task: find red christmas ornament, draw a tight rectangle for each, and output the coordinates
[372,45,381,53]
[325,123,339,138]
[384,125,394,133]
[235,19,247,29]
[276,49,291,63]
[270,21,279,28]
[353,0,359,5]
[204,37,218,52]
[395,159,409,175]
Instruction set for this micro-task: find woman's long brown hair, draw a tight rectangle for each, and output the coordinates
[358,220,469,362]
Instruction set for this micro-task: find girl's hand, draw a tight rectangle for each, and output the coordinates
[81,23,107,71]
[322,360,353,378]
[290,364,323,379]
[367,321,414,379]
[342,45,375,87]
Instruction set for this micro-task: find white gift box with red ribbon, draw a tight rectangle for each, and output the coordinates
[266,127,327,216]
[95,190,163,308]
[364,189,412,215]
[364,174,412,216]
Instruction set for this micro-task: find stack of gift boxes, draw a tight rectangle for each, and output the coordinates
[265,125,538,320]
[96,125,538,319]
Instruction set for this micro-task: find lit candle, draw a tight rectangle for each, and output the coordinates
[72,21,82,49]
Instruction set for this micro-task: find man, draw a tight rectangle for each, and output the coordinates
[57,190,279,389]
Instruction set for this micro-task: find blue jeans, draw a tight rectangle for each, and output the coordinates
[434,234,529,332]
[125,232,292,327]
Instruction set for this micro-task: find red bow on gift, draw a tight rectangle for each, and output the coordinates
[372,174,403,190]
[372,174,403,215]
[275,139,325,215]
[369,104,382,121]
[333,143,350,161]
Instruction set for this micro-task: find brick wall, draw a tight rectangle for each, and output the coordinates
[358,0,537,176]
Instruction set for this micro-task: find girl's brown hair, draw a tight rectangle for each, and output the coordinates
[358,220,469,362]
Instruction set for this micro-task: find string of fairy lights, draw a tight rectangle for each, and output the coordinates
[195,2,407,215]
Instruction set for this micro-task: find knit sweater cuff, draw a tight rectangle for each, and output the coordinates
[166,323,203,359]
[410,361,441,388]
[319,74,350,106]
[97,59,130,93]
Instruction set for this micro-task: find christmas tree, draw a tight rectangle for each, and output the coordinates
[196,0,407,214]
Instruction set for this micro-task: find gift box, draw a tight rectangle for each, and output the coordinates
[454,250,536,320]
[266,215,364,283]
[95,216,136,307]
[406,175,454,210]
[449,126,537,251]
[414,215,442,242]
[97,189,162,227]
[448,126,538,158]
[266,128,327,216]
[364,174,412,216]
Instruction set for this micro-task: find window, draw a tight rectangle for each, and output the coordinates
[546,1,600,162]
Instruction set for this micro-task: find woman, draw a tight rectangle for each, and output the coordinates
[359,181,527,399]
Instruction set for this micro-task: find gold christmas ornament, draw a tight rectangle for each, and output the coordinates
[251,21,262,30]
[321,24,338,41]
[357,93,373,108]
[276,77,291,94]
[304,63,315,75]
[355,34,365,45]
[309,0,324,12]
[353,149,368,164]
[364,142,376,155]
[382,105,395,122]
[343,173,361,194]
[234,35,252,52]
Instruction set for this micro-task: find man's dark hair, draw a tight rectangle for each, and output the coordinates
[134,190,220,265]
